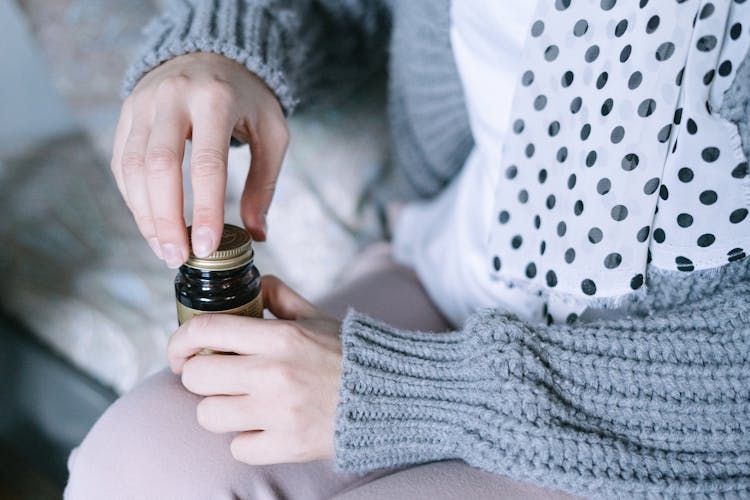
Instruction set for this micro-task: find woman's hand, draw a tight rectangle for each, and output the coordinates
[167,276,342,464]
[112,52,289,267]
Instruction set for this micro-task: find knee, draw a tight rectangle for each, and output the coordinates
[64,369,232,499]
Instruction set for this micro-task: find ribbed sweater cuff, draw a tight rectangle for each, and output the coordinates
[122,2,297,114]
[335,309,513,473]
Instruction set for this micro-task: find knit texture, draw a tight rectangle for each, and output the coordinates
[122,0,391,114]
[338,258,750,499]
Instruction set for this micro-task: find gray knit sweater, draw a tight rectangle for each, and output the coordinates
[126,1,750,498]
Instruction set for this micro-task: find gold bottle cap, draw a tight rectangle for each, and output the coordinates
[185,224,254,271]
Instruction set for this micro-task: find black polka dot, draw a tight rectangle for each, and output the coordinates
[566,313,578,324]
[675,256,694,272]
[585,45,600,63]
[557,147,568,163]
[703,69,715,85]
[604,252,622,269]
[534,95,547,111]
[678,167,694,182]
[570,97,583,113]
[574,200,584,215]
[538,169,548,184]
[615,19,628,37]
[513,119,524,134]
[531,20,545,36]
[522,70,534,86]
[719,60,733,77]
[699,3,715,19]
[511,235,523,249]
[611,205,628,221]
[581,279,597,295]
[637,226,650,242]
[556,0,571,10]
[657,124,672,143]
[630,274,644,289]
[600,0,616,10]
[561,71,574,88]
[610,126,625,144]
[601,98,614,116]
[656,42,675,61]
[546,194,556,209]
[643,177,660,195]
[519,189,529,203]
[567,173,577,189]
[730,208,748,224]
[728,247,747,263]
[621,153,639,171]
[506,165,518,179]
[499,211,510,224]
[696,35,717,52]
[646,15,660,33]
[546,270,558,287]
[700,190,717,205]
[638,98,657,117]
[677,213,693,227]
[620,44,632,63]
[545,45,560,62]
[653,228,666,243]
[673,108,683,125]
[697,233,716,247]
[659,184,669,200]
[525,143,535,158]
[534,215,541,229]
[731,162,748,178]
[597,178,611,194]
[565,248,576,263]
[588,227,603,243]
[580,123,591,140]
[687,118,698,134]
[557,221,567,236]
[586,150,598,167]
[574,19,588,36]
[628,71,642,90]
[701,147,720,162]
[596,72,609,89]
[526,262,537,278]
[548,121,560,136]
[493,256,502,271]
[731,22,742,40]
[675,67,685,86]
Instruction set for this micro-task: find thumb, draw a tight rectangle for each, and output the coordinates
[262,275,319,321]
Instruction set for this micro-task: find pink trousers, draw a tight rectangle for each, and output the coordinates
[64,244,577,500]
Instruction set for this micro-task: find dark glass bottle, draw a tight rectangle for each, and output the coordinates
[175,224,263,326]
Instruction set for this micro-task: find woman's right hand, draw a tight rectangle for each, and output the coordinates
[112,52,289,268]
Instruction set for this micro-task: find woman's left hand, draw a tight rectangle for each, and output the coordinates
[167,275,342,465]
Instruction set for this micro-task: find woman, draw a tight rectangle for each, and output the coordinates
[66,0,750,498]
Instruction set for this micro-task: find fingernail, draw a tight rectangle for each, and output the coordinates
[148,237,163,259]
[162,243,185,269]
[192,227,215,258]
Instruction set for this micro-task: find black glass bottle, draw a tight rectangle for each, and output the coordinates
[175,224,262,325]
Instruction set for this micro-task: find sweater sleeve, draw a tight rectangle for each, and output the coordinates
[336,280,750,499]
[122,0,391,113]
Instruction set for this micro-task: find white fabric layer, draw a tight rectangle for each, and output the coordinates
[396,0,750,326]
[489,0,750,306]
[393,0,541,326]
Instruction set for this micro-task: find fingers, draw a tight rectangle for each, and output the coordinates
[167,315,292,373]
[196,395,264,433]
[262,275,319,321]
[181,354,254,396]
[189,100,233,258]
[240,117,289,241]
[230,430,303,465]
[144,104,190,267]
[121,122,159,255]
[110,101,132,205]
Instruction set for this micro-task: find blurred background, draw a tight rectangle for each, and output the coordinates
[0,1,387,497]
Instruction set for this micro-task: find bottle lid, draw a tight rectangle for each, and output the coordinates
[184,224,254,271]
